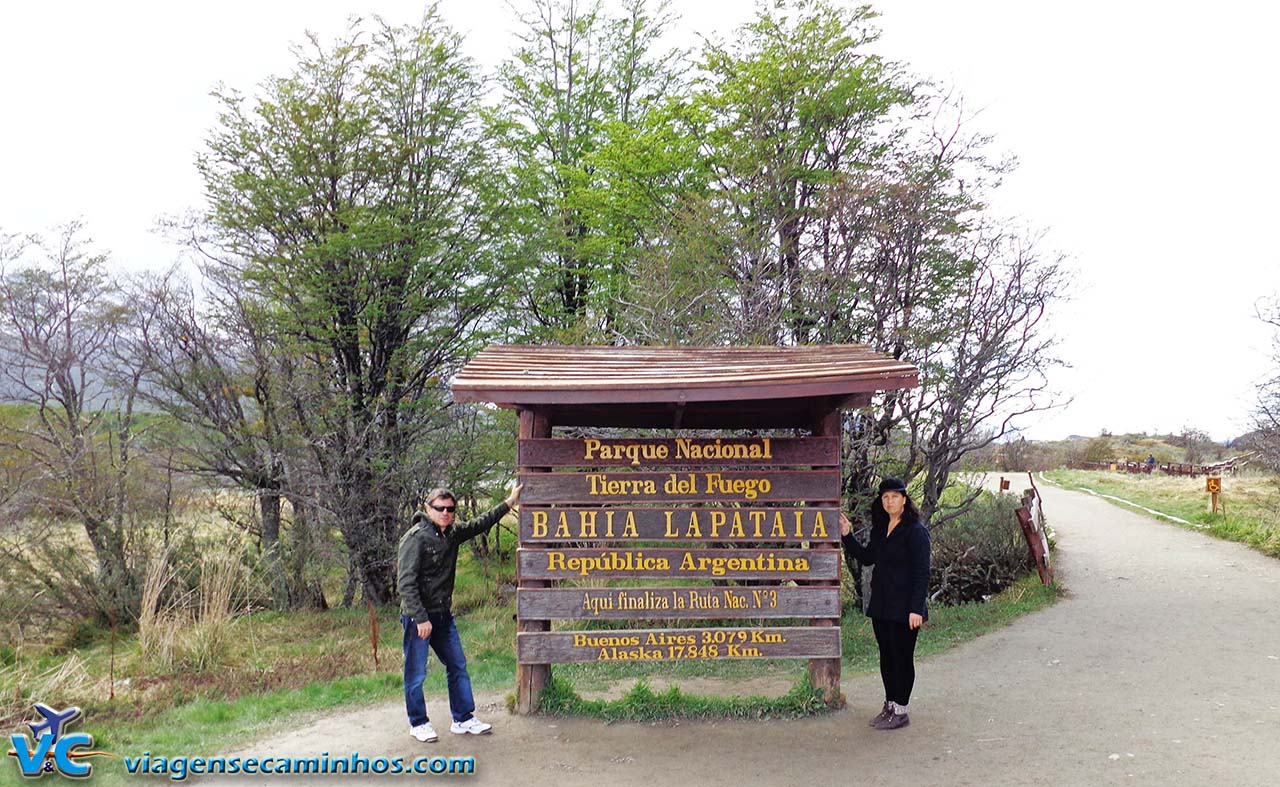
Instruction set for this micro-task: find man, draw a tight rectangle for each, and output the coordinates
[398,483,521,742]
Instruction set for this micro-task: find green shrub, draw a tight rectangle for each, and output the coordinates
[929,492,1034,604]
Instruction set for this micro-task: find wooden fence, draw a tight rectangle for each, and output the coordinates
[1072,455,1253,477]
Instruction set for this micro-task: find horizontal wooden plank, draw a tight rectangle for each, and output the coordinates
[518,437,839,468]
[518,586,840,620]
[532,399,872,430]
[519,470,840,504]
[520,507,840,543]
[518,547,839,581]
[517,626,841,664]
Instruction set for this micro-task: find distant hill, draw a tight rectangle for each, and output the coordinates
[977,430,1233,472]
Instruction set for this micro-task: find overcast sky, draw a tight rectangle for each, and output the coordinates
[2,1,1276,442]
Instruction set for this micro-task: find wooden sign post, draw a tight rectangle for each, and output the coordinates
[513,435,843,704]
[451,345,920,714]
[1206,476,1222,514]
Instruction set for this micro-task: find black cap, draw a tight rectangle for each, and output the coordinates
[877,477,908,495]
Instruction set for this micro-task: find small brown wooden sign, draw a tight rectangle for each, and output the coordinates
[517,626,841,664]
[520,506,840,543]
[517,547,839,581]
[517,586,840,620]
[518,437,840,467]
[518,470,840,504]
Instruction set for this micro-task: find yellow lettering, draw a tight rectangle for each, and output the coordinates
[812,511,828,539]
[532,510,547,539]
[770,511,786,538]
[728,513,745,539]
[709,510,725,538]
[620,514,638,538]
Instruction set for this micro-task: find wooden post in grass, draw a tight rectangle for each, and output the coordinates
[515,407,551,714]
[807,407,846,707]
[1206,476,1222,514]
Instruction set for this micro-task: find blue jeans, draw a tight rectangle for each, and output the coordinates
[401,613,476,726]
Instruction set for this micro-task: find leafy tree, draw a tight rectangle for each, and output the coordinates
[696,0,911,344]
[124,267,330,609]
[0,223,150,622]
[1176,426,1216,465]
[1254,296,1280,471]
[1082,434,1114,463]
[498,0,699,340]
[196,11,515,603]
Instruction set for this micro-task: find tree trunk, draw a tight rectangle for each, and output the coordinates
[259,489,291,611]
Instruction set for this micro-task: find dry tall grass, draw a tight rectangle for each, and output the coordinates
[138,546,185,671]
[0,654,96,727]
[135,540,246,673]
[183,545,244,671]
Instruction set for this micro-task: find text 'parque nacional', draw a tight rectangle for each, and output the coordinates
[582,437,774,465]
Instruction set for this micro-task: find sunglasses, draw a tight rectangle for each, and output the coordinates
[428,503,456,513]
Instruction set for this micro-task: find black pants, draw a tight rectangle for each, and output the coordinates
[872,618,920,706]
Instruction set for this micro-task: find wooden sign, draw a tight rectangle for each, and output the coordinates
[517,626,841,664]
[518,470,840,504]
[517,586,840,620]
[517,547,839,581]
[518,437,840,467]
[519,506,840,543]
[1206,476,1222,493]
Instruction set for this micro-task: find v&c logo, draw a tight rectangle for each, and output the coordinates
[7,703,111,779]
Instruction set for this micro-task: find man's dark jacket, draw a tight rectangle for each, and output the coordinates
[841,515,931,623]
[397,502,509,620]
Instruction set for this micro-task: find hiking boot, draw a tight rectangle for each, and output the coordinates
[875,711,910,730]
[410,722,438,742]
[451,717,493,735]
[869,702,893,727]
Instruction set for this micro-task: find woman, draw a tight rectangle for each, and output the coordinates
[840,476,932,730]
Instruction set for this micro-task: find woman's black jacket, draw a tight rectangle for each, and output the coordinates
[841,514,931,623]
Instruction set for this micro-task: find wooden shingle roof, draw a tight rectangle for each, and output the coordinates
[452,345,917,429]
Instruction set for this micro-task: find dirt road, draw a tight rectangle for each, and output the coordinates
[227,482,1280,785]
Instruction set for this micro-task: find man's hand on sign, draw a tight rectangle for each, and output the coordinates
[505,481,523,510]
[839,511,853,537]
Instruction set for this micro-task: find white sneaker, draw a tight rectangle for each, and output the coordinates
[409,723,438,742]
[450,717,492,735]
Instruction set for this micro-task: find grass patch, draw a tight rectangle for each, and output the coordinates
[536,673,831,721]
[1044,469,1280,558]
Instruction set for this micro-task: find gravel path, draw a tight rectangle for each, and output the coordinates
[225,483,1280,785]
